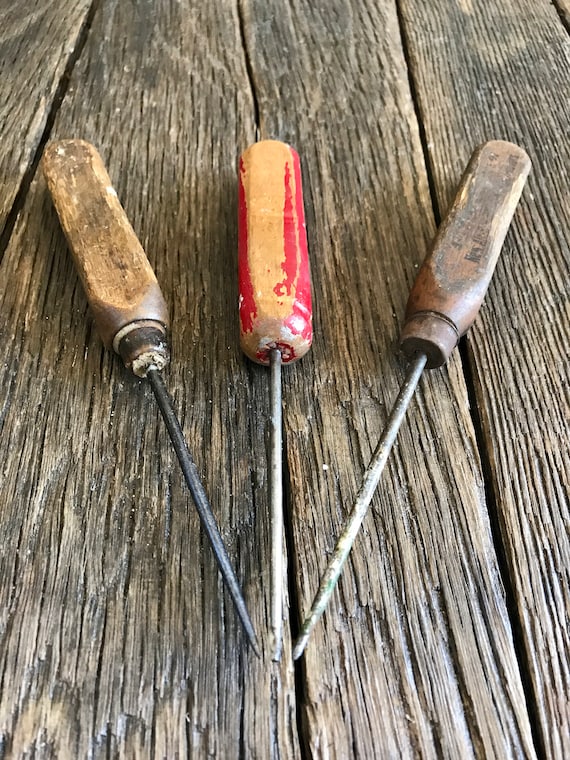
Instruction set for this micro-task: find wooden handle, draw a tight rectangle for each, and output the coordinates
[238,140,313,365]
[400,140,531,368]
[42,139,170,376]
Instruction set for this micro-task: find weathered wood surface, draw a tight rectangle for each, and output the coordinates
[0,0,567,757]
[399,0,570,756]
[0,1,93,238]
[0,2,297,757]
[241,1,535,756]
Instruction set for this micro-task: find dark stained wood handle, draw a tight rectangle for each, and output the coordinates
[400,140,531,368]
[42,139,170,375]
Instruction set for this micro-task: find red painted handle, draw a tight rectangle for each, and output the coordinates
[238,140,313,365]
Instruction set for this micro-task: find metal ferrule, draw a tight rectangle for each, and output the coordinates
[114,320,170,377]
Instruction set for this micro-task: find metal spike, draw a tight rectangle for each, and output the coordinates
[147,368,260,657]
[293,353,427,659]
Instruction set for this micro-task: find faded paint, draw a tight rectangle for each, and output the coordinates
[238,141,313,365]
[238,157,256,333]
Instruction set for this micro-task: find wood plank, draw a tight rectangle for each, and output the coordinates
[0,1,93,236]
[0,1,299,757]
[398,0,570,756]
[242,1,536,756]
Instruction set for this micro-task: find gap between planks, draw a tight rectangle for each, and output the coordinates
[395,3,554,757]
[0,0,101,267]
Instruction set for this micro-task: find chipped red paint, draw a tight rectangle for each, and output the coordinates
[256,342,297,364]
[290,148,312,347]
[269,149,313,362]
[280,149,312,360]
[285,308,312,343]
[238,157,256,333]
[274,159,297,298]
[238,141,313,365]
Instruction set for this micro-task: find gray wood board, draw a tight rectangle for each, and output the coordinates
[0,0,298,757]
[242,0,535,756]
[399,0,570,756]
[1,0,566,756]
[0,1,93,235]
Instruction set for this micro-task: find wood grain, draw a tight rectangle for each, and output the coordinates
[0,1,298,757]
[398,0,570,756]
[238,140,312,364]
[0,1,93,237]
[42,140,169,352]
[242,0,535,756]
[0,0,567,757]
[401,141,530,368]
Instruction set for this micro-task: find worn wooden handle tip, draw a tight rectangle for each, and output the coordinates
[238,140,313,365]
[42,139,170,376]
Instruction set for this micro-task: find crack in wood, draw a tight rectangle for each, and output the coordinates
[394,0,442,227]
[0,0,102,267]
[458,338,547,759]
[236,0,261,137]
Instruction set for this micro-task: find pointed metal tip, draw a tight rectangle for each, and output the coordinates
[270,629,283,662]
[238,607,261,658]
[251,637,262,659]
[292,631,309,660]
[291,353,429,659]
[146,368,260,651]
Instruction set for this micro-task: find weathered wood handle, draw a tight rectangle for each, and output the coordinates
[400,140,531,368]
[42,139,170,376]
[238,140,313,365]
